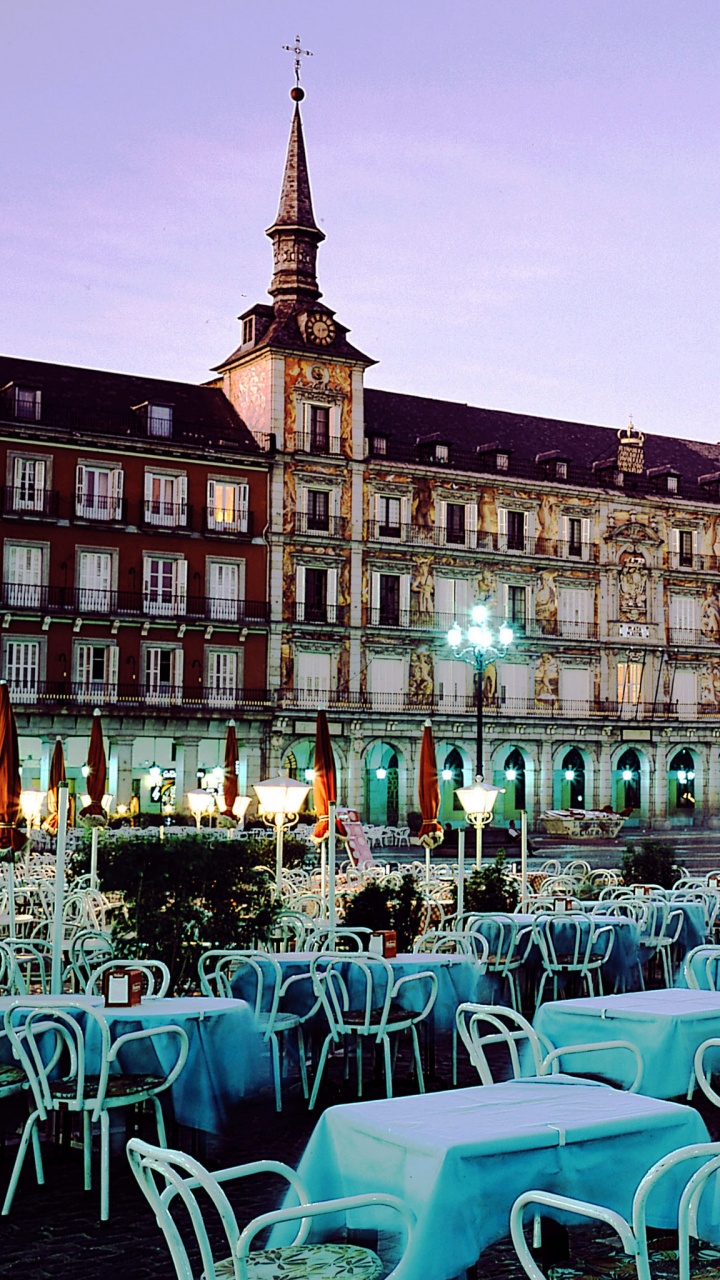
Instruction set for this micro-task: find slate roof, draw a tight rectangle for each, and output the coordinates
[216,303,375,370]
[363,386,720,500]
[0,354,262,453]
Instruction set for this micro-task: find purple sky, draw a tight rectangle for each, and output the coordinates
[2,1,718,439]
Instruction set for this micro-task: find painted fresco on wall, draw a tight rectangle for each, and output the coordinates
[479,490,497,539]
[537,494,559,551]
[700,586,720,641]
[535,571,558,635]
[337,640,351,696]
[411,558,434,616]
[618,552,648,622]
[408,647,433,702]
[700,662,720,709]
[535,653,559,708]
[482,662,497,707]
[411,479,434,529]
[284,358,353,453]
[228,359,272,438]
[283,468,296,535]
[338,556,351,607]
[476,567,496,607]
[280,636,294,692]
[701,516,720,563]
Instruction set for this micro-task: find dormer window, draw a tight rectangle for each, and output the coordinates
[614,470,624,487]
[667,475,678,493]
[556,460,568,480]
[435,443,449,463]
[242,316,255,345]
[148,405,173,438]
[367,434,387,458]
[14,388,41,422]
[496,452,509,472]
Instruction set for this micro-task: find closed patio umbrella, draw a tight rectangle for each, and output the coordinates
[79,710,108,889]
[43,737,67,835]
[220,720,239,817]
[418,720,443,885]
[0,683,25,936]
[311,710,345,940]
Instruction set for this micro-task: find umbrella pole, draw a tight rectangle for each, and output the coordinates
[7,858,15,939]
[51,783,69,994]
[457,827,465,922]
[90,826,99,891]
[425,845,431,888]
[275,819,284,898]
[520,810,528,910]
[328,801,336,947]
[320,840,327,901]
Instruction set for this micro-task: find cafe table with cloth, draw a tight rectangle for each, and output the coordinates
[281,1077,710,1280]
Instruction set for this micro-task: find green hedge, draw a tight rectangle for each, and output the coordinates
[74,830,308,992]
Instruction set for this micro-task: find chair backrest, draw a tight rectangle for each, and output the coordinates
[0,941,29,995]
[305,926,374,953]
[684,945,720,990]
[198,950,281,1017]
[533,913,602,969]
[0,939,51,994]
[456,1002,543,1084]
[68,929,116,990]
[85,958,171,998]
[310,953,394,1033]
[461,914,530,971]
[4,1000,112,1117]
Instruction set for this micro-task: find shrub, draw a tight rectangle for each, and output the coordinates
[73,830,282,992]
[620,840,681,890]
[343,872,426,952]
[454,852,519,914]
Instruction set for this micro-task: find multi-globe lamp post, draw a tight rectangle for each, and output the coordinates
[447,604,514,870]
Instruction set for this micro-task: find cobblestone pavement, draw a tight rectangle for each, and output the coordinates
[1,1033,719,1279]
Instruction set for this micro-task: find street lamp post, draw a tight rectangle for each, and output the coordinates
[447,604,514,779]
[253,776,310,897]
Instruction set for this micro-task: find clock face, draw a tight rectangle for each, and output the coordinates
[305,313,336,346]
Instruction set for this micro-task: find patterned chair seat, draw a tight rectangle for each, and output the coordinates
[50,1073,165,1101]
[213,1242,383,1279]
[0,1062,25,1092]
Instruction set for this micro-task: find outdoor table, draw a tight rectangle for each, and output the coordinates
[507,911,642,994]
[0,993,271,1133]
[234,952,495,1034]
[584,898,707,953]
[534,989,720,1098]
[284,1077,709,1280]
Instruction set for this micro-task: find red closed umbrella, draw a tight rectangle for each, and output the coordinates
[221,720,239,817]
[311,710,345,843]
[0,682,24,856]
[418,720,443,846]
[79,710,107,823]
[43,737,67,834]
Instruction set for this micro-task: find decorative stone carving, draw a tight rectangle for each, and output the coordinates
[605,512,662,548]
[535,571,558,635]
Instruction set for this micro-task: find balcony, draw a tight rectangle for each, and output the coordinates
[0,487,59,519]
[6,681,273,715]
[142,500,190,530]
[74,494,127,523]
[294,513,349,538]
[203,508,254,537]
[668,627,717,646]
[292,603,349,625]
[0,583,268,625]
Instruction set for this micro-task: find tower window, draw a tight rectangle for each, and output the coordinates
[242,317,255,345]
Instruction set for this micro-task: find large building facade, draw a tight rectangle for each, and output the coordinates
[5,88,720,828]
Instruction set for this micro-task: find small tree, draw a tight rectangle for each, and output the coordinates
[343,873,426,952]
[620,840,681,890]
[454,853,519,914]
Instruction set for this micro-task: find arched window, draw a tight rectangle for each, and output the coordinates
[670,748,695,810]
[503,747,526,810]
[561,747,585,809]
[441,747,464,811]
[617,748,640,810]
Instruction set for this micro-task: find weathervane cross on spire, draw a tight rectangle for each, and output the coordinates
[282,35,313,89]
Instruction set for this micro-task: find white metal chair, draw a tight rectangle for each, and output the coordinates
[127,1137,416,1280]
[308,953,438,1108]
[198,950,314,1110]
[3,1000,188,1220]
[683,944,720,990]
[510,1142,720,1280]
[84,958,171,998]
[461,914,534,1010]
[67,928,116,991]
[455,1002,643,1091]
[306,925,375,952]
[533,913,614,1006]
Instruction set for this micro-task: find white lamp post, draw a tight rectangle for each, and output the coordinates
[20,788,46,877]
[455,777,505,871]
[232,794,251,825]
[186,788,216,831]
[253,776,310,896]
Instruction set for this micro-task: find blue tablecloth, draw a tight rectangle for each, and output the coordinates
[534,989,720,1098]
[507,912,642,994]
[232,953,494,1034]
[285,1078,709,1280]
[0,994,271,1133]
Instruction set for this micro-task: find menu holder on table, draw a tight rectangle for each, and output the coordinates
[104,969,143,1007]
[369,930,397,958]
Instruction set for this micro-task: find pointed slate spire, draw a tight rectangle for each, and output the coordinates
[266,88,325,303]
